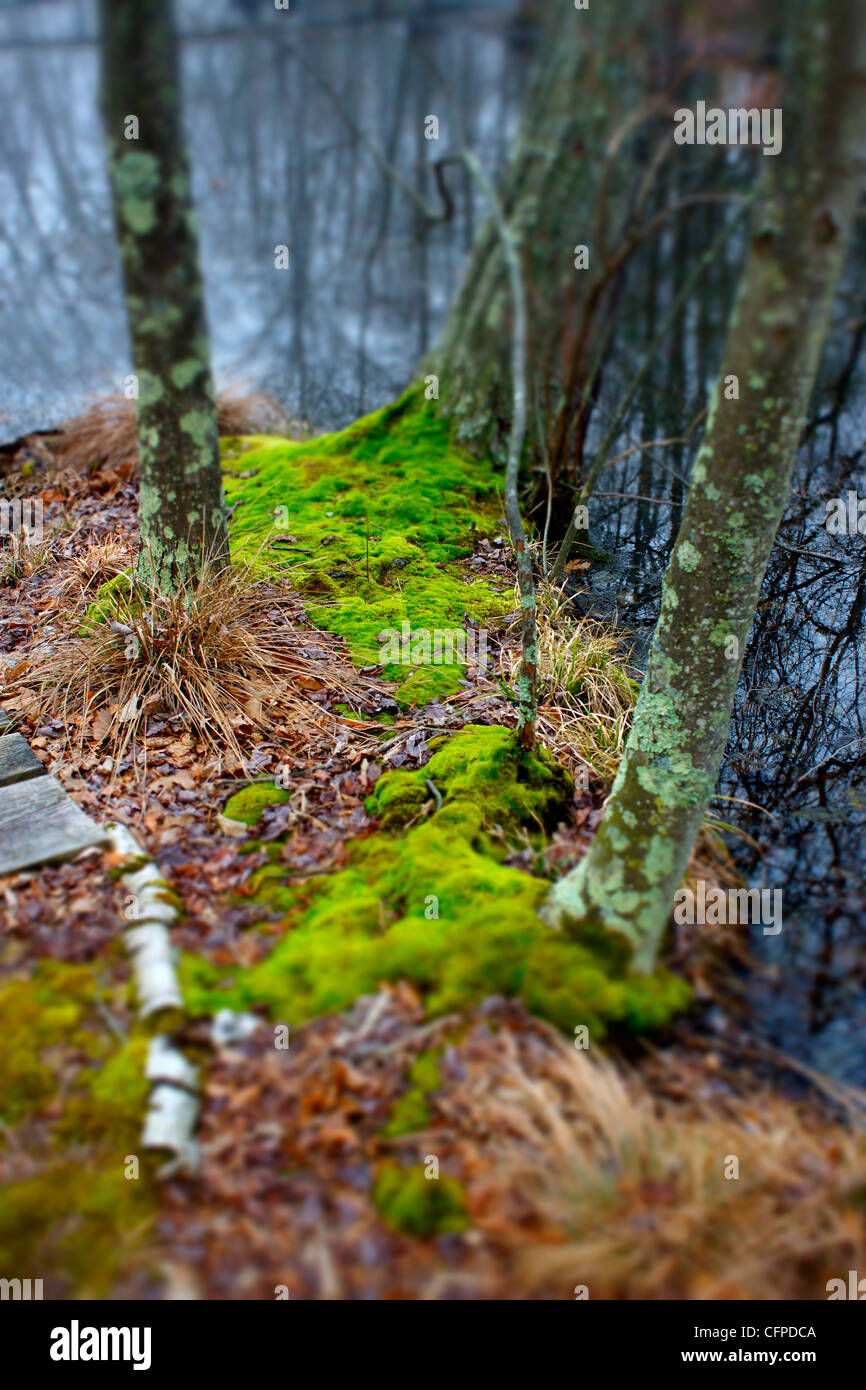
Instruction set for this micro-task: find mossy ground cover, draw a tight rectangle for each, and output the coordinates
[373,1163,469,1238]
[209,392,691,1048]
[0,960,157,1294]
[189,726,690,1038]
[223,389,511,707]
[4,390,692,1281]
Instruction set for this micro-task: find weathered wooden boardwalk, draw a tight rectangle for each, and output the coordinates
[0,730,108,875]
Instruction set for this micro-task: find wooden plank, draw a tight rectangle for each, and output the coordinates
[0,733,45,788]
[0,775,107,875]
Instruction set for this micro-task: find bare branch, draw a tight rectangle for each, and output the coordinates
[551,196,751,583]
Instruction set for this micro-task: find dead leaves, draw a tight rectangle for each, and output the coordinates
[91,707,113,742]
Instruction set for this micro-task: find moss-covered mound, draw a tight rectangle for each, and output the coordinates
[223,389,511,707]
[368,722,572,835]
[181,726,690,1037]
[223,781,291,826]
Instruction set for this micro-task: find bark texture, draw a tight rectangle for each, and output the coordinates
[431,2,651,466]
[99,0,228,593]
[544,0,866,968]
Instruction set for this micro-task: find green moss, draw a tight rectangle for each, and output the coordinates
[224,782,291,826]
[58,1035,150,1146]
[0,1161,152,1297]
[223,389,512,707]
[0,962,103,1125]
[382,1088,432,1139]
[179,726,690,1038]
[366,723,571,836]
[0,960,151,1134]
[0,961,158,1294]
[373,1163,468,1238]
[381,1051,443,1139]
[393,663,463,708]
[80,568,134,632]
[408,1051,443,1093]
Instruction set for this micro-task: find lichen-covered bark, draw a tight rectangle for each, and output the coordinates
[544,0,866,969]
[98,0,228,594]
[431,2,650,464]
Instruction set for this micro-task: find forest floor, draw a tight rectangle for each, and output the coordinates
[1,405,864,1300]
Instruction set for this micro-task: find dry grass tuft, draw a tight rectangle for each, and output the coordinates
[53,396,138,476]
[456,1022,866,1299]
[53,388,299,475]
[509,582,637,782]
[18,561,367,774]
[51,537,132,603]
[215,387,299,439]
[0,531,52,586]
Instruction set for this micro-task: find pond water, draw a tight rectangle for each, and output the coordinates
[0,0,530,440]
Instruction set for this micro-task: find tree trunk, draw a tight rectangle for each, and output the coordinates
[431,2,650,472]
[544,0,866,970]
[98,0,228,594]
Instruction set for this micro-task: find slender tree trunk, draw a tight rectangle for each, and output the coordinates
[544,0,866,969]
[431,2,650,467]
[462,150,537,748]
[99,0,228,594]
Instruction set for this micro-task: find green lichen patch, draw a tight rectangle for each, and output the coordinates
[179,726,689,1038]
[373,1163,469,1238]
[223,389,512,708]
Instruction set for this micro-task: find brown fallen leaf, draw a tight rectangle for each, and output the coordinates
[91,707,114,742]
